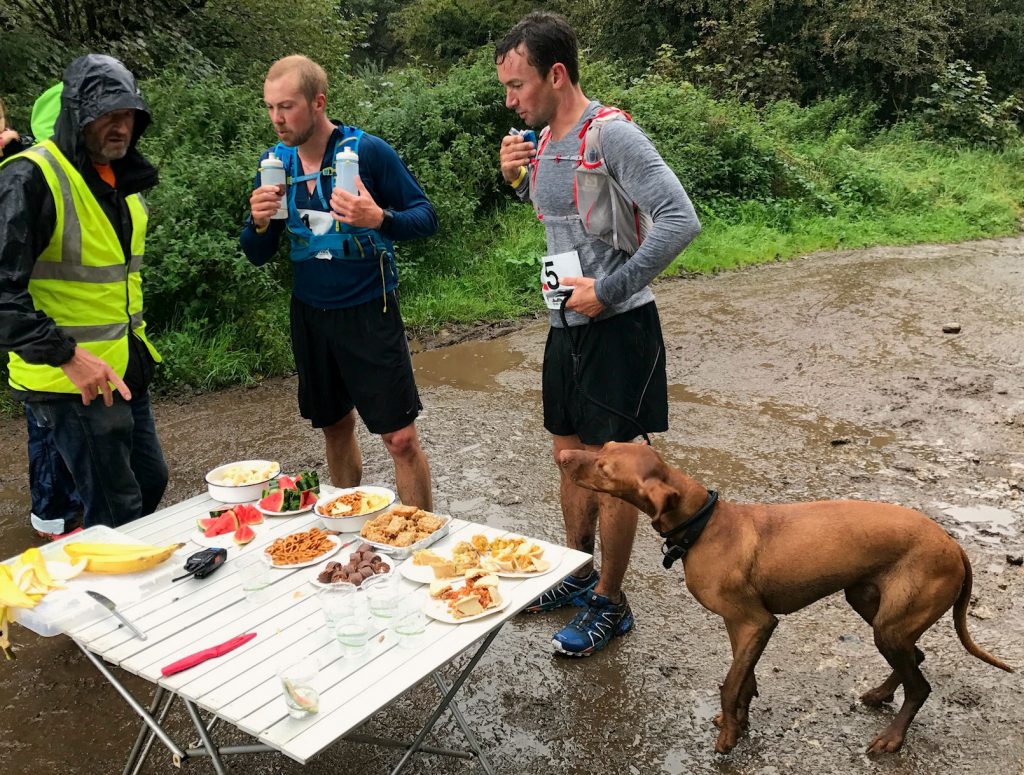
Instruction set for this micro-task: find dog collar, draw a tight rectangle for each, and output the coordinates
[659,490,718,569]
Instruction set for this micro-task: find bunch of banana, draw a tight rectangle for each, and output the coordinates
[1,547,71,660]
[63,542,185,574]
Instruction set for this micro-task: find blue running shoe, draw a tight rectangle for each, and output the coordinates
[523,570,599,614]
[551,591,634,657]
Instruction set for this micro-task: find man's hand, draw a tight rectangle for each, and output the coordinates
[330,176,384,228]
[61,346,132,407]
[500,135,534,184]
[249,184,284,230]
[560,276,605,318]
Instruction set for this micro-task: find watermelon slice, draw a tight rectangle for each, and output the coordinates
[277,475,297,490]
[296,470,320,493]
[259,490,285,512]
[202,510,238,537]
[235,503,264,525]
[300,489,317,509]
[233,524,256,545]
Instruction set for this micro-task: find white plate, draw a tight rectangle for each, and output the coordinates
[314,485,396,532]
[192,527,256,549]
[397,544,563,583]
[423,586,510,624]
[309,564,395,590]
[398,558,454,585]
[307,543,393,589]
[264,533,343,569]
[255,501,314,518]
[483,545,564,578]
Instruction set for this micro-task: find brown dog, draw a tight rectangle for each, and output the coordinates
[558,441,1013,755]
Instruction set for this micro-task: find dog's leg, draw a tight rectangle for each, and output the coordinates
[712,627,760,731]
[715,613,777,754]
[865,637,931,754]
[845,585,925,706]
[864,566,964,753]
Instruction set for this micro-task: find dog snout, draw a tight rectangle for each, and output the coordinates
[556,449,595,475]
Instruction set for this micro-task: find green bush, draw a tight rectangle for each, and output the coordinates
[915,60,1023,148]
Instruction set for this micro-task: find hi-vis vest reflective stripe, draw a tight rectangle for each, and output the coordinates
[1,139,161,393]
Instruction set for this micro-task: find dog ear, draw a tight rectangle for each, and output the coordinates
[642,479,680,522]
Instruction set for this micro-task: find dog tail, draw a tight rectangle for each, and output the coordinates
[953,547,1013,672]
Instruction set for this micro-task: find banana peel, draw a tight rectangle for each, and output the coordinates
[1,548,76,660]
[1,606,13,661]
[0,564,39,609]
[1,543,180,659]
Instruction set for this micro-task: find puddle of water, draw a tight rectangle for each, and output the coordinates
[943,505,1017,527]
[413,336,525,392]
[667,384,895,450]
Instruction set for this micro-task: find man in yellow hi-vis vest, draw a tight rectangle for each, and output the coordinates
[0,55,168,529]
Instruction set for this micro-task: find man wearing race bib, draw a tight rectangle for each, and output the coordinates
[497,13,701,656]
[241,56,438,509]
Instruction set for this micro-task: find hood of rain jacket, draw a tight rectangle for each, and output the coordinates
[52,54,157,191]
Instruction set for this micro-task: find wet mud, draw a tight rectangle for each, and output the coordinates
[1,236,1022,774]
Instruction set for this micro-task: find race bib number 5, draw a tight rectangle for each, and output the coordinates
[541,250,583,310]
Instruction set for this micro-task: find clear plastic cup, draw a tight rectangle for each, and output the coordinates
[277,660,319,719]
[363,573,399,619]
[319,583,370,657]
[392,593,427,649]
[237,553,273,605]
[318,582,356,637]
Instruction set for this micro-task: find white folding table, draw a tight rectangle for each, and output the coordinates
[17,492,589,774]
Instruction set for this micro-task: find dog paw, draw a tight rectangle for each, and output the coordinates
[714,729,738,754]
[859,688,895,707]
[866,730,905,754]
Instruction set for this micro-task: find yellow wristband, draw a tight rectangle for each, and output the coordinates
[509,166,527,189]
[254,222,269,235]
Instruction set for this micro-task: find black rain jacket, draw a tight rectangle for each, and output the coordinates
[0,54,159,399]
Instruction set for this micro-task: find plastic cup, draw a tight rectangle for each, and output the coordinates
[363,573,399,619]
[237,553,273,605]
[318,583,356,637]
[277,660,319,719]
[392,593,427,649]
[319,583,370,657]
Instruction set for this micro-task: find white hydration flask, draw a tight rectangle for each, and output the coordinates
[259,152,288,220]
[335,147,359,196]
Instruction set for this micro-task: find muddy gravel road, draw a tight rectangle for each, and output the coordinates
[1,237,1022,775]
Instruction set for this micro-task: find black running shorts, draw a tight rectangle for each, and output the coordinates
[290,292,422,434]
[542,301,668,445]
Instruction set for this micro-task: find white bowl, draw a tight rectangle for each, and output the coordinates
[205,459,280,503]
[314,485,396,532]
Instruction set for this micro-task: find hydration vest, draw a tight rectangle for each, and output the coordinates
[271,127,392,265]
[531,107,653,256]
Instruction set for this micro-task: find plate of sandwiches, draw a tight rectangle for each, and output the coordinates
[401,534,557,583]
[423,569,508,623]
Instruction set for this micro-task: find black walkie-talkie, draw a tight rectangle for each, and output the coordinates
[172,548,228,582]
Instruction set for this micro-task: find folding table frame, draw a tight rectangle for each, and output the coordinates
[77,627,502,775]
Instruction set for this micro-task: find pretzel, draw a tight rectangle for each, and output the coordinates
[265,527,335,566]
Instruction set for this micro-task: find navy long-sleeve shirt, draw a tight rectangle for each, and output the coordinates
[240,123,438,309]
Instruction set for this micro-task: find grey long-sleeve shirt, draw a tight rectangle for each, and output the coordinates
[516,101,701,327]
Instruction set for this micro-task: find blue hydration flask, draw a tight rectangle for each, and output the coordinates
[509,127,536,146]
